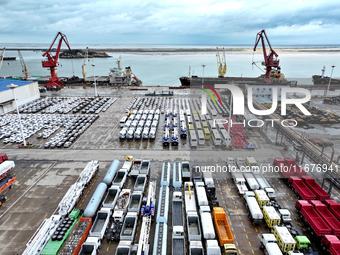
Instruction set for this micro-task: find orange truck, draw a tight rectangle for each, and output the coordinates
[212,207,234,245]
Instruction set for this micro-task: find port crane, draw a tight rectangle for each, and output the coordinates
[0,47,6,72]
[216,47,227,77]
[18,50,30,80]
[42,32,71,90]
[137,181,156,255]
[253,29,281,81]
[82,47,89,81]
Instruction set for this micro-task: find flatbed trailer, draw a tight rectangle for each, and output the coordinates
[303,176,330,201]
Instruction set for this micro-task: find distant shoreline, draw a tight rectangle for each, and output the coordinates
[4,48,340,53]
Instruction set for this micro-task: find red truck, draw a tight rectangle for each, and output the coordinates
[296,201,332,236]
[0,154,8,164]
[303,176,330,201]
[284,158,306,177]
[274,158,292,179]
[310,201,340,236]
[59,217,92,255]
[321,235,340,255]
[288,176,316,201]
[325,200,340,222]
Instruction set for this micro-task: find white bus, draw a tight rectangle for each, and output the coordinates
[197,130,205,146]
[189,130,198,147]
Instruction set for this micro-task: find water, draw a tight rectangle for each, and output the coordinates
[1,44,340,86]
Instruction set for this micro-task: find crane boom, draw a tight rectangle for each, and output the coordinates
[253,29,280,79]
[42,32,71,90]
[18,50,30,79]
[216,47,227,77]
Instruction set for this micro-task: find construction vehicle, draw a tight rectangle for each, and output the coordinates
[189,241,204,255]
[172,226,185,255]
[134,174,147,192]
[140,160,150,175]
[59,217,92,255]
[206,239,221,255]
[321,235,340,255]
[120,212,138,241]
[18,49,29,79]
[325,200,340,221]
[0,176,16,202]
[22,215,63,255]
[42,32,71,90]
[253,29,284,82]
[212,207,234,246]
[254,189,270,209]
[115,241,132,255]
[0,160,15,181]
[0,154,8,163]
[187,211,202,242]
[112,169,128,188]
[128,191,143,214]
[114,189,131,213]
[216,47,227,77]
[294,235,311,251]
[272,226,296,253]
[102,186,120,209]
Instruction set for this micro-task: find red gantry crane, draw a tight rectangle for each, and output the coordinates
[42,32,71,90]
[253,29,281,81]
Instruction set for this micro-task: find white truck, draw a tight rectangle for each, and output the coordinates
[196,186,209,207]
[187,212,202,241]
[206,239,221,255]
[244,191,263,224]
[231,172,248,195]
[120,212,138,241]
[172,226,185,255]
[185,190,197,213]
[189,241,204,255]
[243,173,260,190]
[200,211,216,240]
[134,174,147,192]
[115,240,132,255]
[278,209,292,224]
[79,237,101,255]
[260,233,283,255]
[182,161,191,182]
[89,208,112,240]
[121,157,133,173]
[128,191,143,214]
[129,159,142,177]
[102,186,120,209]
[112,169,128,188]
[139,160,150,175]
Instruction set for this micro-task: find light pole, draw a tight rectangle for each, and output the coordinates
[324,65,335,98]
[201,64,206,88]
[201,64,206,114]
[7,84,26,146]
[92,62,98,97]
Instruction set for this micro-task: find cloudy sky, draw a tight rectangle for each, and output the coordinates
[1,0,340,45]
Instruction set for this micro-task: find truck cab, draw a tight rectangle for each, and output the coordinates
[278,209,292,224]
[223,243,237,255]
[265,187,276,199]
[294,235,311,250]
[79,237,101,255]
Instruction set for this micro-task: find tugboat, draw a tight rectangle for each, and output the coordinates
[109,57,142,86]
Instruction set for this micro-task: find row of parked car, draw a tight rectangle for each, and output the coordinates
[43,115,99,149]
[119,109,160,140]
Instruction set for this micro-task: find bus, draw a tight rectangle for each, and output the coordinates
[197,130,205,146]
[262,206,281,228]
[119,116,128,127]
[189,130,198,147]
[203,128,211,140]
[254,190,270,209]
[272,226,296,253]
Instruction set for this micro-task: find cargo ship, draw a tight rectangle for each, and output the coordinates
[312,66,340,86]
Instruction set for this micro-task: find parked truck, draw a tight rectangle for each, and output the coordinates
[140,160,150,175]
[200,210,216,240]
[272,226,296,253]
[172,226,185,255]
[196,186,209,207]
[203,171,216,201]
[205,239,221,255]
[189,241,204,255]
[231,172,248,195]
[182,161,191,182]
[325,200,340,221]
[244,191,263,224]
[120,212,138,241]
[128,191,143,214]
[243,173,259,190]
[78,237,101,255]
[130,159,142,177]
[302,176,330,201]
[102,186,120,209]
[134,174,147,192]
[185,189,197,213]
[89,208,111,240]
[115,240,132,255]
[112,169,128,188]
[321,235,340,255]
[172,191,184,226]
[288,176,316,201]
[187,212,202,241]
[0,160,14,181]
[114,189,131,213]
[260,233,283,255]
[312,202,340,236]
[106,211,124,242]
[59,217,92,255]
[295,200,332,236]
[212,207,234,246]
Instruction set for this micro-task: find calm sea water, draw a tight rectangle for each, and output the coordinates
[0,44,339,86]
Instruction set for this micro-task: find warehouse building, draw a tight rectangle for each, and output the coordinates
[0,79,40,114]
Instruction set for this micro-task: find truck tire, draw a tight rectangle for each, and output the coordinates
[57,235,63,241]
[65,223,71,229]
[51,235,58,241]
[62,227,68,232]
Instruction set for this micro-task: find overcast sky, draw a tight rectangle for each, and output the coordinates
[1,0,340,45]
